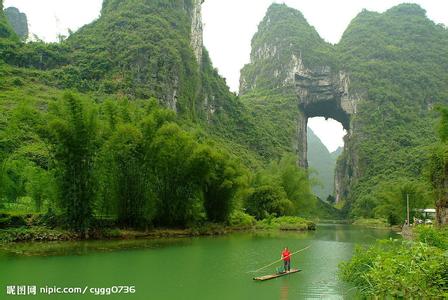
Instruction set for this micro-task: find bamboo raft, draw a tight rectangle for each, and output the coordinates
[253,269,301,281]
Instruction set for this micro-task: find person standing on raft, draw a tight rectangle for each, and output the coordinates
[281,247,291,273]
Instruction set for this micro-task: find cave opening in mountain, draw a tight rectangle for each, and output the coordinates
[307,117,346,201]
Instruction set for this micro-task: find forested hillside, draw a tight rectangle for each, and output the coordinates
[0,0,322,234]
[2,0,447,232]
[240,3,448,222]
[336,4,448,220]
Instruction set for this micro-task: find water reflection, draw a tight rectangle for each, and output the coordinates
[280,280,289,300]
[0,237,194,257]
[313,224,399,244]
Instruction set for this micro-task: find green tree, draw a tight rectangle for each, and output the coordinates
[47,93,98,233]
[102,124,153,228]
[193,146,243,222]
[254,154,315,216]
[150,123,203,226]
[435,105,448,143]
[351,179,433,224]
[245,185,294,220]
[23,165,56,212]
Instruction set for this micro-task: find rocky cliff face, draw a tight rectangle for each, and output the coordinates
[240,4,335,96]
[241,3,448,211]
[0,0,18,40]
[190,0,203,64]
[62,0,236,122]
[43,0,245,141]
[4,7,28,39]
[240,4,353,202]
[295,65,358,168]
[295,63,359,203]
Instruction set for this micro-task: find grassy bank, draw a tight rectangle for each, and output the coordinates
[255,216,316,231]
[339,226,448,298]
[352,218,390,228]
[0,212,315,243]
[0,227,77,243]
[0,225,240,243]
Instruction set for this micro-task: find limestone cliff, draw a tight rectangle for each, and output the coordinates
[0,0,18,40]
[190,0,203,64]
[4,7,28,39]
[240,5,336,95]
[240,3,448,213]
[240,4,353,202]
[57,0,236,124]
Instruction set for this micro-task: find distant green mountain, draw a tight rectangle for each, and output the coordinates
[307,129,340,200]
[4,7,28,40]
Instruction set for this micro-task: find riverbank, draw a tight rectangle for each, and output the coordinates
[350,218,404,232]
[0,214,316,243]
[339,225,448,298]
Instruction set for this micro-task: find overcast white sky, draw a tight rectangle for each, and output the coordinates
[4,0,448,152]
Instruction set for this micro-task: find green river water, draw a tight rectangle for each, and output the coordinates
[0,224,399,299]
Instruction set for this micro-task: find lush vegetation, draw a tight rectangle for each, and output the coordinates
[340,108,448,297]
[0,86,257,233]
[240,3,448,221]
[352,218,389,228]
[0,0,319,236]
[351,179,433,225]
[245,155,314,218]
[340,227,448,298]
[0,81,316,236]
[1,0,447,244]
[337,4,448,218]
[428,105,448,224]
[255,216,316,231]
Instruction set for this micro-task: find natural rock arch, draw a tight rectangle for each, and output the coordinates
[295,67,357,168]
[294,66,359,202]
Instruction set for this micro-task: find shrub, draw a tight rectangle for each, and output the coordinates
[0,213,31,228]
[340,239,448,298]
[0,227,76,242]
[245,185,293,220]
[415,225,448,250]
[228,211,256,229]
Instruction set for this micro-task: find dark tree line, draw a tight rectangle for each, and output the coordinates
[0,91,316,233]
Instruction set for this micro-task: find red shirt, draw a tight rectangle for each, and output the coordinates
[282,250,291,261]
